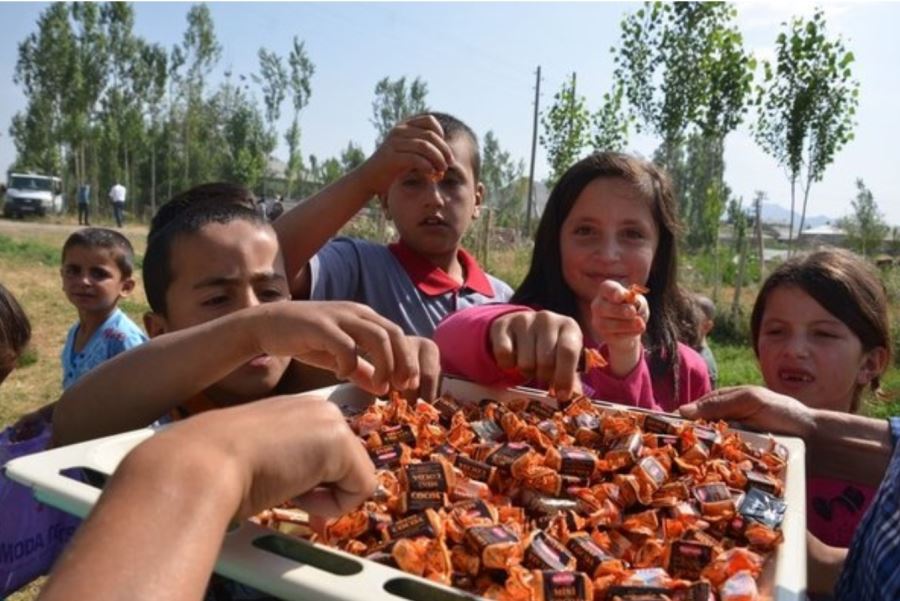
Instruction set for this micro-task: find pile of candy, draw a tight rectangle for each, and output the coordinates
[256,393,789,601]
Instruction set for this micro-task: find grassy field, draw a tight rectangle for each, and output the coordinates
[1,216,900,599]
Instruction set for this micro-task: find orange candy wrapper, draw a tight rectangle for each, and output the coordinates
[257,389,788,600]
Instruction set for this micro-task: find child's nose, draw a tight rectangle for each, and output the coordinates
[590,236,620,262]
[783,335,810,358]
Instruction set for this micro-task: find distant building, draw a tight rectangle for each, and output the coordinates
[798,224,847,248]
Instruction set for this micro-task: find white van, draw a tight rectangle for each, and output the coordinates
[3,172,64,218]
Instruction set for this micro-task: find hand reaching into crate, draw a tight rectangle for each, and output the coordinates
[38,395,377,601]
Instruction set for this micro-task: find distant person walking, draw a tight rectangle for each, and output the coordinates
[108,182,126,228]
[77,183,91,226]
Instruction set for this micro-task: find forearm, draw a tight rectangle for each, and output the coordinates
[809,409,892,486]
[53,311,259,446]
[274,168,374,297]
[39,436,242,601]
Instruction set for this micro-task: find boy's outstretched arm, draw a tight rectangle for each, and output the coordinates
[274,115,453,298]
[53,301,440,447]
[40,395,375,601]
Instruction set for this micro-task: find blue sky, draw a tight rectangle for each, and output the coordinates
[1,2,898,223]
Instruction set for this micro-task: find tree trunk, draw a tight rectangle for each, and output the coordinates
[731,228,747,323]
[787,176,797,256]
[755,196,765,282]
[151,144,157,216]
[798,172,815,249]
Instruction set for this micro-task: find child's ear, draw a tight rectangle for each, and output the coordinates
[119,277,136,298]
[857,346,889,386]
[143,312,168,339]
[473,182,485,220]
[378,194,391,220]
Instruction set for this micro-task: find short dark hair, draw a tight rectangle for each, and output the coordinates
[695,295,716,321]
[750,248,892,410]
[409,112,481,182]
[0,283,31,381]
[62,227,136,279]
[150,182,258,240]
[144,202,269,315]
[512,152,687,393]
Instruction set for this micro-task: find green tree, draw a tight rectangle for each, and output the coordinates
[340,141,366,173]
[254,48,288,161]
[591,84,630,153]
[284,37,314,200]
[614,2,752,251]
[614,2,749,170]
[176,3,222,188]
[754,9,859,252]
[12,2,76,176]
[481,131,525,228]
[370,76,429,144]
[839,179,888,257]
[540,72,591,188]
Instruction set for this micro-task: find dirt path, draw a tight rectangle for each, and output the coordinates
[0,218,148,238]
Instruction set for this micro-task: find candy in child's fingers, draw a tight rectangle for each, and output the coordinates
[430,170,446,183]
[621,284,650,305]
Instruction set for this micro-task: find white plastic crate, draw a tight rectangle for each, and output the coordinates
[4,376,806,600]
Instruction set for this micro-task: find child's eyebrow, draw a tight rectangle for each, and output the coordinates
[193,272,287,289]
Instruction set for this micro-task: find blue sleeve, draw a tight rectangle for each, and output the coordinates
[310,237,363,301]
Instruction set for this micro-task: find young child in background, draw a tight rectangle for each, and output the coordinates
[59,228,147,389]
[275,112,513,338]
[694,294,718,389]
[435,152,710,411]
[749,248,891,550]
[0,282,30,386]
[53,194,439,448]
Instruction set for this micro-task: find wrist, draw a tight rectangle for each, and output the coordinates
[606,339,642,378]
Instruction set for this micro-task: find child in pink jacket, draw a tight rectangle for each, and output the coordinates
[435,152,709,412]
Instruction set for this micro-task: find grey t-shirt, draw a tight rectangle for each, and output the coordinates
[310,237,513,338]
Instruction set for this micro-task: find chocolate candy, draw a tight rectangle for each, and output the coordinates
[667,540,713,579]
[464,525,519,569]
[533,570,592,601]
[431,396,462,426]
[454,455,498,485]
[524,531,577,571]
[470,419,505,443]
[739,487,787,529]
[369,444,405,469]
[386,510,438,541]
[379,424,416,446]
[566,533,615,575]
[485,442,533,473]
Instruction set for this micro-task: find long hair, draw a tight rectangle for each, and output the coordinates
[512,152,687,384]
[750,248,892,411]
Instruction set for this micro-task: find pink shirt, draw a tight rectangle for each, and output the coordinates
[807,476,877,548]
[434,304,710,412]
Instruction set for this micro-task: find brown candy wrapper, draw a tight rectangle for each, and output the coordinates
[532,570,593,601]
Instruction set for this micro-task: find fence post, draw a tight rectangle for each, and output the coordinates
[480,207,493,271]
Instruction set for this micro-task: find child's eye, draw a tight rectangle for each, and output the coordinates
[89,268,112,280]
[573,225,594,236]
[762,327,784,336]
[259,289,287,302]
[622,228,646,240]
[814,330,839,339]
[201,296,229,307]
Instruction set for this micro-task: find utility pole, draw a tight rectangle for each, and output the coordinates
[525,66,541,236]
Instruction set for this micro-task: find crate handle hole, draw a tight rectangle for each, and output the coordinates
[251,534,362,576]
[383,577,476,601]
[60,466,108,489]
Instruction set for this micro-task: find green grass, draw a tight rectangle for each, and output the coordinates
[0,235,60,266]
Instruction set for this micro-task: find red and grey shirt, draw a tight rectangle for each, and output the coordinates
[310,237,513,338]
